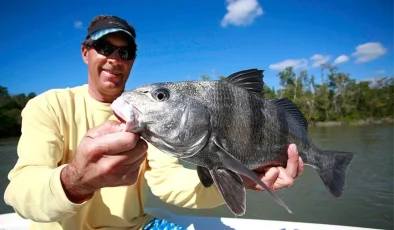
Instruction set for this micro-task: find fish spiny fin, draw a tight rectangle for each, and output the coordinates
[212,137,292,214]
[272,98,308,131]
[224,69,265,95]
[210,168,246,216]
[197,166,214,187]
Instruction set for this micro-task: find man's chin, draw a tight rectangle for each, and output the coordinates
[102,81,124,90]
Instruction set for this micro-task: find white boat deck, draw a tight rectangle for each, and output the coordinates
[0,208,382,230]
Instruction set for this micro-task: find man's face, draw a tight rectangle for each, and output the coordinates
[82,32,136,99]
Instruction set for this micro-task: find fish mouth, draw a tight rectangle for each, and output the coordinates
[113,112,126,124]
[110,97,141,132]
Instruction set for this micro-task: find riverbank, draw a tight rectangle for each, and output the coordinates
[312,118,394,127]
[1,118,393,138]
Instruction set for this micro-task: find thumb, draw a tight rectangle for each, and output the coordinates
[85,120,124,139]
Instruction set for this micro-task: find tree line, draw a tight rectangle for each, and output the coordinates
[204,64,393,124]
[0,64,393,137]
[0,86,36,138]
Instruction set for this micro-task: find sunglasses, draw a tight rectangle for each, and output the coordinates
[87,40,137,60]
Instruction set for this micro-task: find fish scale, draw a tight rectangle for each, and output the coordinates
[203,82,292,169]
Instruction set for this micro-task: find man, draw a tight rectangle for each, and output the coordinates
[4,15,304,230]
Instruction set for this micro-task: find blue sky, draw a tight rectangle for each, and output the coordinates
[0,0,393,95]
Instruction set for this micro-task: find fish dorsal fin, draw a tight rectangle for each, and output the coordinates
[224,68,265,95]
[271,98,308,131]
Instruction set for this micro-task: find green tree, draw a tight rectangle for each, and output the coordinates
[0,86,36,137]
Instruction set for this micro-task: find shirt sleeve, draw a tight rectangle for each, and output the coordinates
[4,95,89,222]
[144,144,225,209]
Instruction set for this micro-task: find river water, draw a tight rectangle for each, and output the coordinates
[0,124,393,229]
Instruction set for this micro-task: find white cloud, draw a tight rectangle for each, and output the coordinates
[269,59,308,71]
[376,70,386,74]
[334,55,349,64]
[351,42,387,63]
[221,0,263,27]
[310,54,331,67]
[74,21,83,29]
[358,77,389,88]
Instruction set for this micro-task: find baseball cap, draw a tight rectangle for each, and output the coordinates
[86,16,136,45]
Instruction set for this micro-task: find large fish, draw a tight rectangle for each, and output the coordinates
[110,68,355,216]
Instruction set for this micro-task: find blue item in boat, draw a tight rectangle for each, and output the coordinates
[143,217,187,230]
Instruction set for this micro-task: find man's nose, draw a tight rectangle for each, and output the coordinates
[108,49,123,64]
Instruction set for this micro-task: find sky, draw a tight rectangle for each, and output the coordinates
[0,0,393,95]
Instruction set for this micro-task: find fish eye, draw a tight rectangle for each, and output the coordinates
[152,87,170,102]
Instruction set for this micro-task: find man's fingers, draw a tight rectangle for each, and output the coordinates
[98,150,146,176]
[295,156,305,179]
[85,120,124,139]
[285,144,300,178]
[261,167,279,189]
[88,132,142,156]
[122,166,140,186]
[125,152,146,174]
[99,154,129,174]
[124,140,148,165]
[273,167,294,190]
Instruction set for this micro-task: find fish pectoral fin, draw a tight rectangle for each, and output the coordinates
[197,166,214,187]
[210,168,246,216]
[212,137,293,214]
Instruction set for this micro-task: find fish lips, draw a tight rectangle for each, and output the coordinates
[110,97,141,133]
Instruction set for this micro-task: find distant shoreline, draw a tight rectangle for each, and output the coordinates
[310,118,394,127]
[1,118,393,139]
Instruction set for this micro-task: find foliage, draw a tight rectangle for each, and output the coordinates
[201,65,393,123]
[0,86,36,137]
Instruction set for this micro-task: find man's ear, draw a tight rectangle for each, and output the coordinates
[81,45,88,64]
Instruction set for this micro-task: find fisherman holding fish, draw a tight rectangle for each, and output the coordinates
[4,15,305,230]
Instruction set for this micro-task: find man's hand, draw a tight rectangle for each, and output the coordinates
[243,144,304,191]
[60,120,148,203]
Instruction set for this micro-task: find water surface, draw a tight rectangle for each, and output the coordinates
[0,124,392,229]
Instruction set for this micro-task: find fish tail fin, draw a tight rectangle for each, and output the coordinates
[315,149,355,197]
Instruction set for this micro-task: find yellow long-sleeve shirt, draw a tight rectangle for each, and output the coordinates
[4,84,224,230]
